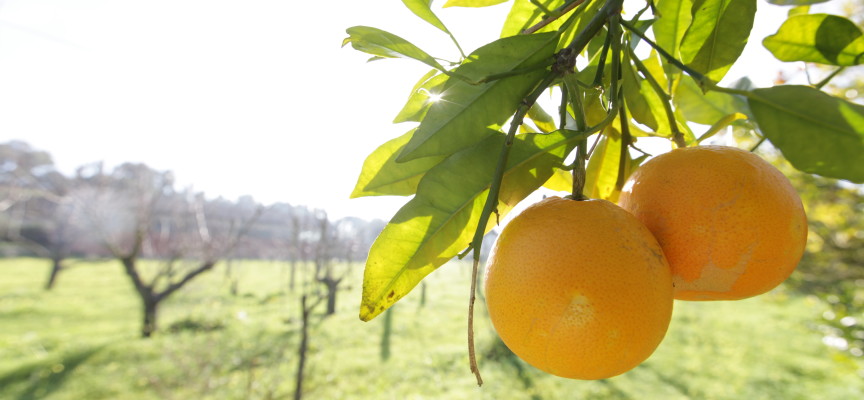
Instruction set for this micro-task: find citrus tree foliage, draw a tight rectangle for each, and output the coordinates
[345,0,863,328]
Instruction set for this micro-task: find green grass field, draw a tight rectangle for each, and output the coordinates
[0,257,862,399]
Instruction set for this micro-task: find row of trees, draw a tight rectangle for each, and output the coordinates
[0,140,384,336]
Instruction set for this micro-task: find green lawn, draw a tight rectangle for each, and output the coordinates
[0,257,861,399]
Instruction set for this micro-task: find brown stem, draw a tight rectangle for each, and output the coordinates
[468,259,483,386]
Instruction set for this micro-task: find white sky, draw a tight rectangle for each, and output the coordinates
[0,0,802,220]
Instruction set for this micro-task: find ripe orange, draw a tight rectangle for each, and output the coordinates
[618,145,808,301]
[484,196,673,380]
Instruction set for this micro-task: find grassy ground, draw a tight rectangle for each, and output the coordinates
[0,257,862,399]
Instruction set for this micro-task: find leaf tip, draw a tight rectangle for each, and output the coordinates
[359,302,383,322]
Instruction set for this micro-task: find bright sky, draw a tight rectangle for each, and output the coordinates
[0,0,802,221]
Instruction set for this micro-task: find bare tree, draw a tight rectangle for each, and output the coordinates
[311,211,351,316]
[81,163,261,337]
[0,141,83,289]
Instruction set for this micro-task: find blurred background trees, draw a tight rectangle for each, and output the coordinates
[0,140,384,338]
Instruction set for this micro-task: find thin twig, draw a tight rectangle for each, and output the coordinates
[522,0,589,34]
[626,44,686,147]
[466,0,625,385]
[814,66,846,90]
[467,258,482,385]
[618,19,709,86]
[468,72,561,386]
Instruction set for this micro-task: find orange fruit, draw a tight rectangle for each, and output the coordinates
[484,196,673,380]
[618,145,808,301]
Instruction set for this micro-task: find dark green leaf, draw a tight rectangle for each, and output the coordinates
[343,26,444,71]
[763,14,864,66]
[398,32,558,161]
[679,0,756,82]
[674,74,749,125]
[748,85,864,183]
[351,130,446,198]
[360,128,589,320]
[402,0,449,33]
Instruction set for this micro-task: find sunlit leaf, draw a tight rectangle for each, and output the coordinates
[402,0,450,33]
[351,130,446,198]
[623,52,660,131]
[765,0,828,5]
[501,0,568,38]
[393,71,448,123]
[695,112,748,143]
[763,14,864,66]
[543,167,573,192]
[444,0,509,7]
[749,85,864,183]
[679,0,756,82]
[360,128,590,320]
[343,26,444,71]
[654,0,693,80]
[674,74,748,125]
[788,5,810,17]
[559,0,604,50]
[642,51,669,93]
[584,131,629,201]
[398,32,558,161]
[527,102,557,133]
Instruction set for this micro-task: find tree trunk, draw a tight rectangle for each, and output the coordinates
[325,279,339,316]
[44,257,63,290]
[380,307,394,361]
[419,282,426,308]
[294,295,312,400]
[289,260,297,291]
[142,298,159,338]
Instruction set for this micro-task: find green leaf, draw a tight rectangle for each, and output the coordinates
[402,0,449,33]
[584,131,628,201]
[343,26,444,71]
[654,0,693,59]
[674,74,749,125]
[360,128,589,320]
[653,0,693,80]
[748,85,864,183]
[398,32,558,162]
[695,112,748,143]
[351,130,446,198]
[678,0,756,82]
[526,102,557,133]
[763,14,864,66]
[623,52,660,131]
[444,0,509,7]
[765,0,828,5]
[559,0,604,50]
[788,5,810,17]
[393,71,448,123]
[542,167,572,192]
[642,51,669,92]
[501,0,567,37]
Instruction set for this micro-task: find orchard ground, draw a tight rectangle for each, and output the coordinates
[0,257,862,399]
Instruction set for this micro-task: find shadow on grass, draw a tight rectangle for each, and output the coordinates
[0,345,105,400]
[639,364,693,398]
[484,337,543,400]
